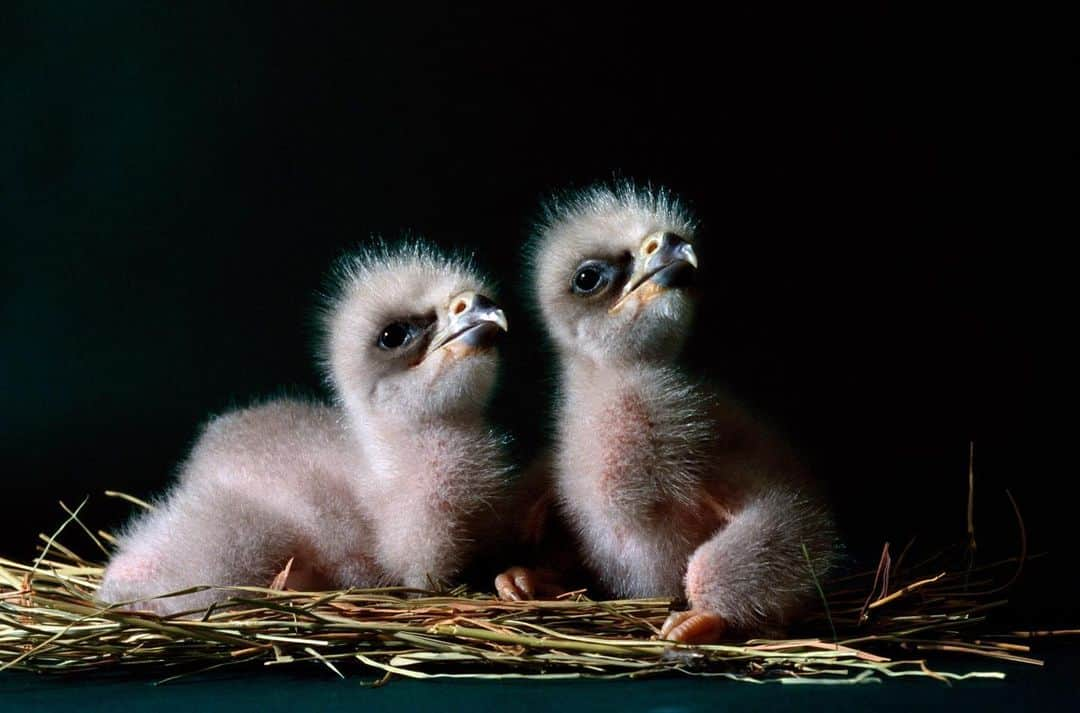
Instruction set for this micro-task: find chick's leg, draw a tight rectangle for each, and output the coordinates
[98,501,227,616]
[492,458,590,601]
[671,489,834,643]
[99,488,306,616]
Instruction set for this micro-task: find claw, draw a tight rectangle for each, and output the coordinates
[495,566,572,601]
[495,566,536,601]
[660,609,728,644]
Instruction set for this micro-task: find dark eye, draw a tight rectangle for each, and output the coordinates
[377,322,415,349]
[571,261,614,296]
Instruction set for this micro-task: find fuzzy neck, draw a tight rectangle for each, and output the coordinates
[558,353,708,519]
[343,405,503,510]
[562,354,680,403]
[343,407,506,588]
[358,408,485,473]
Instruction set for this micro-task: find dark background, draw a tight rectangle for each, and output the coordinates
[1,2,1064,626]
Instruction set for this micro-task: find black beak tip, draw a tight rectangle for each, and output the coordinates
[651,261,696,289]
[458,321,504,349]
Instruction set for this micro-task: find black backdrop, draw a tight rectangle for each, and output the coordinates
[1,4,1062,625]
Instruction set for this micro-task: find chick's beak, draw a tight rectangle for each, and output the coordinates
[425,291,508,357]
[611,232,698,313]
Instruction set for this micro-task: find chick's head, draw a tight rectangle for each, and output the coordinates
[323,241,507,421]
[532,183,699,365]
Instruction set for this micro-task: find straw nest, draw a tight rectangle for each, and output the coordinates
[0,489,1055,685]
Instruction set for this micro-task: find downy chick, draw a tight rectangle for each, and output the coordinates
[99,241,509,614]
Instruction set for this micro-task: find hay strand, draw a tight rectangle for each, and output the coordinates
[0,495,1049,685]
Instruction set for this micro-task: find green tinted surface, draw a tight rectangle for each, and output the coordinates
[2,653,1076,713]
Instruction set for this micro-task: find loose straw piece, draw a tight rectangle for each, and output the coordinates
[0,494,1053,684]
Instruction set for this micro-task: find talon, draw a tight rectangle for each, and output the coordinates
[660,609,728,644]
[495,573,520,600]
[495,566,572,601]
[495,566,535,600]
[512,569,535,598]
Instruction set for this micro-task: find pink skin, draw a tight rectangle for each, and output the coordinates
[499,184,835,643]
[99,243,509,616]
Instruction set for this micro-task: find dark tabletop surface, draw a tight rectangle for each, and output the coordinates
[2,648,1076,713]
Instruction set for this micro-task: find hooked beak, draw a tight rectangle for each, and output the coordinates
[424,291,508,358]
[610,232,698,313]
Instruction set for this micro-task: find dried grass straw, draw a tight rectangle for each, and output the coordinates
[0,487,1058,685]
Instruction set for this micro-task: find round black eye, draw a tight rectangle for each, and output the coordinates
[571,261,612,295]
[575,267,601,291]
[377,322,414,349]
